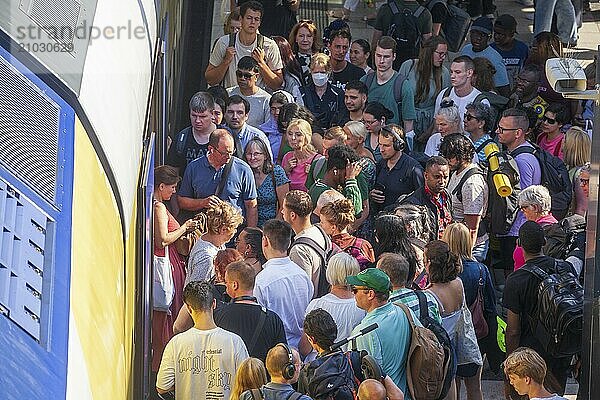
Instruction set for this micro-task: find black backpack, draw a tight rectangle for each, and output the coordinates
[424,0,471,52]
[542,214,587,260]
[300,351,357,400]
[511,144,573,220]
[385,0,426,69]
[474,92,509,131]
[522,260,583,358]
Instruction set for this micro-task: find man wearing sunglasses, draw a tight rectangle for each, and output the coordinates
[228,56,272,128]
[346,268,412,398]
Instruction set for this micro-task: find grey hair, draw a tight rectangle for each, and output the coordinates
[326,252,360,287]
[344,120,368,140]
[189,91,215,112]
[436,101,463,133]
[518,185,552,214]
[466,102,494,132]
[315,189,345,215]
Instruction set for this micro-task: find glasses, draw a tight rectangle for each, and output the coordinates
[361,119,377,126]
[214,147,234,157]
[542,116,557,124]
[580,178,589,186]
[519,205,530,211]
[246,151,264,159]
[434,50,448,58]
[497,125,520,133]
[270,105,283,113]
[236,70,257,80]
[464,113,479,121]
[351,286,371,294]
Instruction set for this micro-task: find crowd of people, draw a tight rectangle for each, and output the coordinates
[152,0,595,398]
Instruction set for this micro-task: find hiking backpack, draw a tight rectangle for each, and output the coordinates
[522,260,583,358]
[301,351,357,400]
[385,0,426,69]
[425,0,471,52]
[511,144,573,220]
[396,296,454,400]
[342,237,372,270]
[542,214,587,260]
[363,72,407,124]
[290,225,341,297]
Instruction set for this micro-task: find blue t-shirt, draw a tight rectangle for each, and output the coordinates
[490,40,529,88]
[231,124,274,160]
[353,302,412,399]
[461,44,510,88]
[179,156,257,216]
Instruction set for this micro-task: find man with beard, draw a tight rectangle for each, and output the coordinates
[328,29,366,90]
[331,80,368,127]
[439,134,489,261]
[397,156,452,239]
[509,64,548,132]
[225,95,273,160]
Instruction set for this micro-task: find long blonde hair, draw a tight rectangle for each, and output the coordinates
[442,222,473,260]
[563,126,591,170]
[230,358,268,400]
[287,118,316,152]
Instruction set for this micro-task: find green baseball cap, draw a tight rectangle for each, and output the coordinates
[346,268,391,293]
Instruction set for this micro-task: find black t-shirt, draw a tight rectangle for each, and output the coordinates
[214,302,287,361]
[238,0,297,38]
[502,255,556,354]
[165,127,209,178]
[330,108,351,127]
[300,84,345,129]
[375,152,424,208]
[331,63,365,91]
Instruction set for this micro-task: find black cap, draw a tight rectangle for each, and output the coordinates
[495,14,517,33]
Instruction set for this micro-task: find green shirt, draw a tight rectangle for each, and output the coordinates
[305,158,369,202]
[308,179,363,216]
[361,72,417,125]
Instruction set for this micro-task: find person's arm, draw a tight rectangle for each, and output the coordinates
[351,199,369,233]
[178,195,220,211]
[298,332,314,357]
[505,309,521,355]
[245,199,258,227]
[463,214,481,249]
[275,183,290,219]
[497,84,511,98]
[154,202,194,248]
[173,304,194,334]
[252,47,284,90]
[382,376,405,400]
[401,82,416,134]
[205,43,236,86]
[156,341,176,394]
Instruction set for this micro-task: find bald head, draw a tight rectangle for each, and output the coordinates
[358,379,387,400]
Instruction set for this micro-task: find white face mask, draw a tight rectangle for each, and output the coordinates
[311,72,329,87]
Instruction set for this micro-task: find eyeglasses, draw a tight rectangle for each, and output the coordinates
[519,205,530,211]
[496,125,520,133]
[214,147,234,157]
[542,116,557,124]
[580,178,589,186]
[464,113,479,121]
[236,70,257,80]
[361,119,377,126]
[351,286,371,294]
[434,50,448,58]
[246,151,264,159]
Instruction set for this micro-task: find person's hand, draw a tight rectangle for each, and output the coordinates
[251,47,266,65]
[202,195,221,209]
[345,161,363,180]
[285,156,298,173]
[370,189,385,204]
[224,46,236,64]
[183,219,199,233]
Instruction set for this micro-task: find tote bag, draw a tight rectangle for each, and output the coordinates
[153,245,174,312]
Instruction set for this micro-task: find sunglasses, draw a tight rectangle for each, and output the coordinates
[236,70,256,80]
[464,113,479,121]
[543,116,557,124]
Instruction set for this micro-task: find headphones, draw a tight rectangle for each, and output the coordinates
[276,343,296,380]
[381,125,405,151]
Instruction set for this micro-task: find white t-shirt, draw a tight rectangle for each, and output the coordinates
[187,238,222,285]
[227,86,272,128]
[425,132,443,156]
[209,34,283,90]
[157,327,249,400]
[305,293,366,345]
[434,87,490,131]
[530,396,567,400]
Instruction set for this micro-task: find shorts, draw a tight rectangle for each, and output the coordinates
[456,362,480,378]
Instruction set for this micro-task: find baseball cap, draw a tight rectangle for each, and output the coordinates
[471,16,493,35]
[495,14,517,33]
[346,268,392,293]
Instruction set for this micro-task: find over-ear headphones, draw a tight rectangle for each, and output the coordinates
[276,343,296,380]
[381,125,405,151]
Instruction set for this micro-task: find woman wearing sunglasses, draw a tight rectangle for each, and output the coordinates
[537,103,568,159]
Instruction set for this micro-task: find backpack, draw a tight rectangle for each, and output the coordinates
[301,351,357,400]
[425,0,471,52]
[511,144,573,220]
[451,165,485,203]
[396,300,454,400]
[229,32,264,50]
[522,260,583,358]
[290,225,341,297]
[174,127,192,159]
[342,237,372,270]
[363,72,407,123]
[542,214,587,260]
[474,92,509,130]
[385,0,426,69]
[248,389,303,400]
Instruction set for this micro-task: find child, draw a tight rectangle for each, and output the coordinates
[504,347,568,400]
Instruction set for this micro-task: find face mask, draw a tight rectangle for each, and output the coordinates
[311,72,329,87]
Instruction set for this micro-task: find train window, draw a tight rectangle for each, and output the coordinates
[0,178,54,342]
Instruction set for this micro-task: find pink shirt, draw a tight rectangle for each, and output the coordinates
[513,214,559,270]
[282,151,321,192]
[537,132,564,159]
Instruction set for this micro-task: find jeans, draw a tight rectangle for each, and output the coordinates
[534,0,578,44]
[472,239,489,263]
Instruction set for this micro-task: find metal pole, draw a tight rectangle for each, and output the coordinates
[580,45,600,399]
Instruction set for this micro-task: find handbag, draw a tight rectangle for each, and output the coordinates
[455,284,483,366]
[469,264,490,339]
[153,245,174,312]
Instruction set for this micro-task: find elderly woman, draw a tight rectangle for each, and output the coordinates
[425,101,463,157]
[304,252,366,347]
[464,102,494,162]
[235,227,267,274]
[244,137,290,227]
[289,20,322,85]
[513,185,558,270]
[300,53,344,129]
[282,118,323,192]
[362,102,394,163]
[186,200,244,284]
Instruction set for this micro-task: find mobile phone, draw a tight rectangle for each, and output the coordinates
[373,183,386,192]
